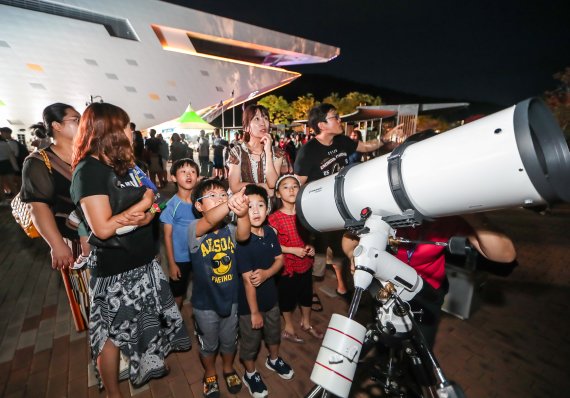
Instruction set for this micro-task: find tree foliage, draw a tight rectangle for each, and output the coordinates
[257,95,292,124]
[543,67,570,138]
[417,115,451,133]
[258,91,383,122]
[291,94,319,120]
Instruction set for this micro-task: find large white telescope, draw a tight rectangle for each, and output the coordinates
[297,98,570,232]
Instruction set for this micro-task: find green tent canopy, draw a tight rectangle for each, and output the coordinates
[178,105,215,130]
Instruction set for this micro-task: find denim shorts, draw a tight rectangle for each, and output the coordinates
[193,303,238,356]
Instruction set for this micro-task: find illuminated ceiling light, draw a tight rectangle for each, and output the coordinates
[247,91,259,100]
[151,24,302,75]
[26,64,44,72]
[0,100,5,106]
[149,93,160,100]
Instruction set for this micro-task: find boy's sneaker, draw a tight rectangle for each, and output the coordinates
[242,371,268,398]
[265,356,294,380]
[203,375,220,398]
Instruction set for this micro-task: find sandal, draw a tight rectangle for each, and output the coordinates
[301,324,324,339]
[223,371,242,394]
[311,293,323,312]
[281,330,304,344]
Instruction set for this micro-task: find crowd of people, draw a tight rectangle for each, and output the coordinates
[12,101,516,398]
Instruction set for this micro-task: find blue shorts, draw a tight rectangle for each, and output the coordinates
[193,303,238,356]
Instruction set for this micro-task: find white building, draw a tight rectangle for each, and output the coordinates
[0,0,339,141]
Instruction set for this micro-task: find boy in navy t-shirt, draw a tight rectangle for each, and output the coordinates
[160,158,199,309]
[238,184,294,398]
[188,179,250,397]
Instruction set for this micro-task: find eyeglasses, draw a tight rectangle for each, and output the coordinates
[61,117,80,124]
[196,192,229,202]
[326,114,341,121]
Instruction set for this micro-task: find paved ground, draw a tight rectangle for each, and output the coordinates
[1,193,569,397]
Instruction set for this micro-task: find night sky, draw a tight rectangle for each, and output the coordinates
[169,0,569,106]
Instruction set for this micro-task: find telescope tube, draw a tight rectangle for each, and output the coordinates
[297,98,570,233]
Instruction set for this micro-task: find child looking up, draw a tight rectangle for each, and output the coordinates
[189,179,250,398]
[160,158,199,309]
[268,174,324,343]
[237,184,294,398]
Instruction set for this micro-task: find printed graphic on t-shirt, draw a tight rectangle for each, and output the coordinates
[319,148,349,177]
[201,236,235,284]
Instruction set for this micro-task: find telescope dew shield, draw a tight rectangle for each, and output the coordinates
[297,98,570,233]
[310,314,367,398]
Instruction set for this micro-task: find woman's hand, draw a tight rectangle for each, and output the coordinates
[50,241,74,270]
[115,210,149,226]
[260,133,273,154]
[305,245,315,257]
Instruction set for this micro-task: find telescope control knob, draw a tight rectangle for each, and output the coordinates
[360,207,372,220]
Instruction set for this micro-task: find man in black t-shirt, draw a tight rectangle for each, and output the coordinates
[294,103,392,184]
[294,103,399,296]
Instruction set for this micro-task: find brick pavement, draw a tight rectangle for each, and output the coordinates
[0,201,569,397]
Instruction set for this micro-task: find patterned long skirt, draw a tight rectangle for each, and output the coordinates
[89,259,191,388]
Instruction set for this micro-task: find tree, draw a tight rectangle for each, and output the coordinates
[324,91,383,115]
[291,94,319,120]
[543,67,570,138]
[417,115,451,133]
[322,92,342,110]
[257,95,292,124]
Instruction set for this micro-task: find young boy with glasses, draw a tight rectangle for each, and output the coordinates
[189,178,250,398]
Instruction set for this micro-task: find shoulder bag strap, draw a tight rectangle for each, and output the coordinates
[27,149,53,174]
[42,150,72,181]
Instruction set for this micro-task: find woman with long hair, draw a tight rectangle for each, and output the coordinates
[71,103,190,396]
[227,104,291,194]
[20,103,81,269]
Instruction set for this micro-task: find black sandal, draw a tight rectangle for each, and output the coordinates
[311,293,323,312]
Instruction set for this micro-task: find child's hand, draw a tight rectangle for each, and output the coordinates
[250,269,267,287]
[169,264,181,281]
[292,247,307,258]
[142,188,155,207]
[251,312,263,329]
[228,186,249,217]
[305,245,315,257]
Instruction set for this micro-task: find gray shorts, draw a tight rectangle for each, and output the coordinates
[193,303,238,356]
[239,304,281,361]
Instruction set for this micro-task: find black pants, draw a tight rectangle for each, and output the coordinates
[409,278,449,349]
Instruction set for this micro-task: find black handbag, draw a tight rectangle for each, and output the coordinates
[87,172,146,248]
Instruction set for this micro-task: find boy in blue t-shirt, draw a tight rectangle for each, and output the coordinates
[188,178,250,398]
[159,158,199,309]
[238,184,294,398]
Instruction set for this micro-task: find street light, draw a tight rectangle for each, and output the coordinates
[86,95,104,106]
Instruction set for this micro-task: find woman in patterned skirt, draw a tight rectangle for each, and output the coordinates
[70,103,191,396]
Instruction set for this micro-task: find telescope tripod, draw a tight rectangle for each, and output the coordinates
[304,213,464,398]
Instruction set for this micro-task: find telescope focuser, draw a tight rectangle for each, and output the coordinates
[388,235,471,256]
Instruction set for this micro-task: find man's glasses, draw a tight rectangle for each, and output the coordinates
[196,192,229,202]
[326,114,341,121]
